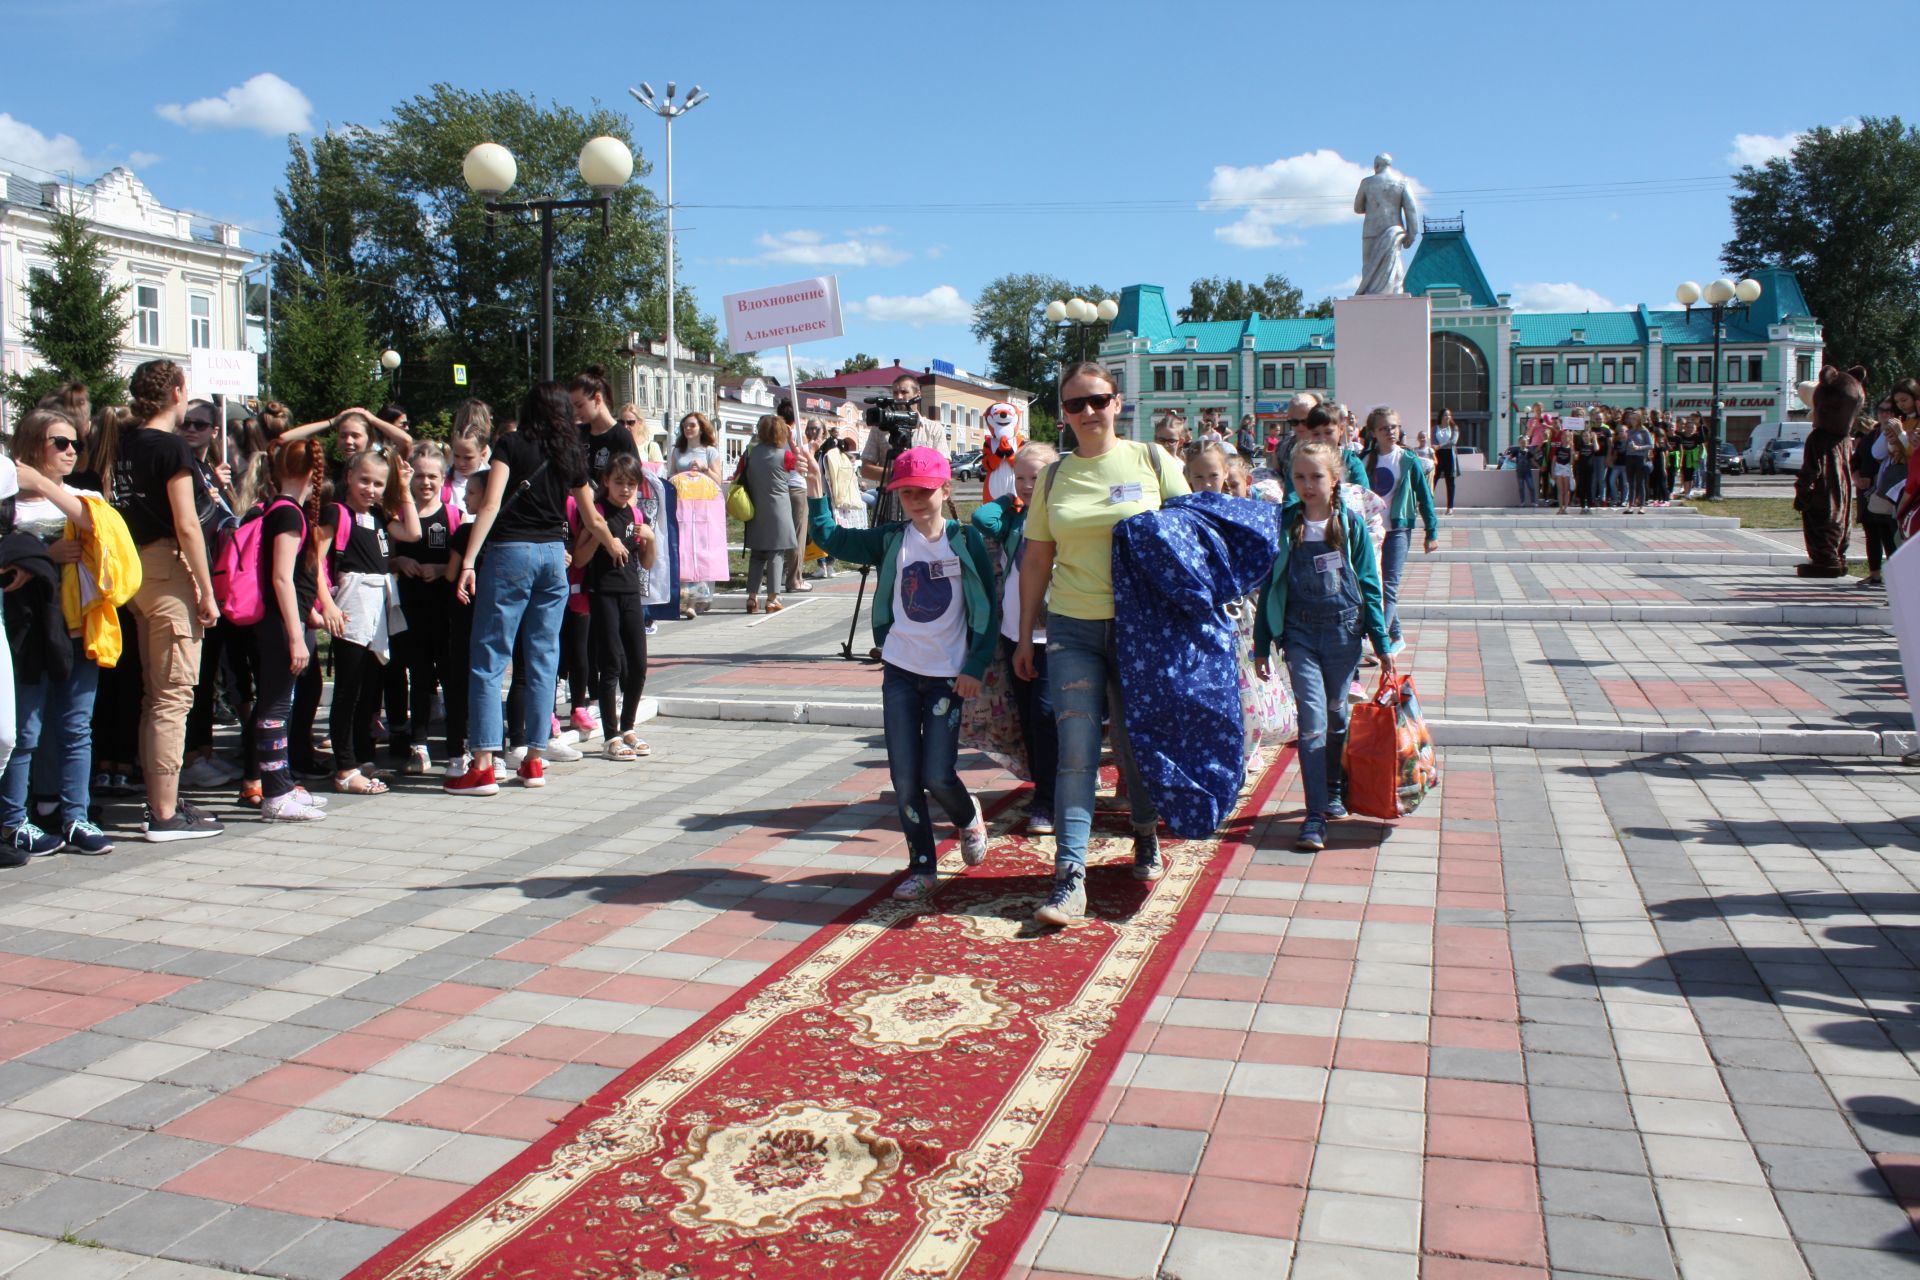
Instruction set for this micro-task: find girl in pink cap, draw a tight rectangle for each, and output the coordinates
[802,446,999,899]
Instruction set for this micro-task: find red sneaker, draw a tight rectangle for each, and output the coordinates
[517,757,546,788]
[443,762,498,796]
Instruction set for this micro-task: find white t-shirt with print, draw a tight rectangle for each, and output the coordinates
[999,537,1047,646]
[885,524,967,678]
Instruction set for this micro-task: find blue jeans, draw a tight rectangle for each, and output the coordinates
[1379,528,1411,644]
[1284,615,1362,819]
[468,540,568,753]
[2,641,98,829]
[1607,464,1627,505]
[1517,468,1536,506]
[880,664,975,873]
[1048,614,1157,873]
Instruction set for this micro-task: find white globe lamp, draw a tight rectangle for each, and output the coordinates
[379,349,402,371]
[462,143,517,198]
[1674,281,1702,307]
[1734,277,1762,305]
[1045,300,1068,324]
[1703,278,1737,307]
[578,136,634,195]
[1096,297,1119,323]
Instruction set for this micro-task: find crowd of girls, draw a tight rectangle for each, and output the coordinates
[0,359,667,860]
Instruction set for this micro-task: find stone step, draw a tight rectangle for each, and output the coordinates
[1398,602,1888,626]
[1428,550,1858,567]
[1437,515,1742,529]
[1434,505,1713,518]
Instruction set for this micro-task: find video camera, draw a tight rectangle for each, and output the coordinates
[864,394,920,439]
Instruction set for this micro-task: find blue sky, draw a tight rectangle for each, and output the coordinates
[0,0,1898,383]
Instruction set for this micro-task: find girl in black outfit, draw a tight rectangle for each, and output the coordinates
[248,440,337,821]
[442,475,485,776]
[321,450,420,794]
[388,445,458,773]
[576,455,657,760]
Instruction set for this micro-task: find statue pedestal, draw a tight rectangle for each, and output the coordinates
[1333,293,1430,432]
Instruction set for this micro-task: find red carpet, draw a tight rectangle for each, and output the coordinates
[349,747,1292,1280]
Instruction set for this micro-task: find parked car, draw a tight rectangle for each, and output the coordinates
[1742,420,1810,470]
[1716,442,1745,475]
[1759,438,1805,475]
[950,449,985,482]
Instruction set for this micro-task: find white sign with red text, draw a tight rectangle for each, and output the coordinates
[722,276,843,353]
[188,348,259,399]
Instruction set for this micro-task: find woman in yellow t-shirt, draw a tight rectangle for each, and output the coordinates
[1013,362,1190,926]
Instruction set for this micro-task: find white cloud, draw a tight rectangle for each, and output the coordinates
[1510,282,1617,313]
[157,72,313,135]
[730,228,909,268]
[846,285,972,327]
[1205,148,1427,249]
[1727,131,1801,167]
[1319,274,1361,299]
[751,352,835,381]
[127,150,163,168]
[0,113,100,176]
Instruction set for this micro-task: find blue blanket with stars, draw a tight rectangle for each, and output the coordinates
[1112,492,1282,838]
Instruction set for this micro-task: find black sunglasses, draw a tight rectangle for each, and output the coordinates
[1062,392,1120,415]
[46,437,78,452]
[619,417,639,426]
[183,419,215,429]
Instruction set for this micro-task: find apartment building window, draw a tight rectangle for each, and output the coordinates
[1538,359,1555,384]
[135,283,162,347]
[1727,355,1742,383]
[1304,363,1327,389]
[1262,363,1277,390]
[1170,366,1185,392]
[1519,359,1535,386]
[1601,358,1616,385]
[1197,365,1212,391]
[1153,366,1167,392]
[1796,353,1812,383]
[1567,359,1589,385]
[189,294,213,349]
[27,268,51,326]
[1675,356,1692,383]
[1747,355,1764,383]
[1623,357,1638,383]
[1214,363,1229,388]
[1108,366,1124,393]
[1281,364,1296,389]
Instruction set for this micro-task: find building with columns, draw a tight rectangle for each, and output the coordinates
[619,335,718,457]
[1099,217,1823,454]
[1,166,256,423]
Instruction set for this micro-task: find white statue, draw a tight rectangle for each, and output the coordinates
[1353,153,1420,296]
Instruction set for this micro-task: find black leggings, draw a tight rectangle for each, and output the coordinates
[392,582,454,755]
[446,604,472,757]
[291,661,323,774]
[329,638,381,772]
[589,591,648,733]
[94,606,142,767]
[1864,510,1899,575]
[248,615,307,801]
[562,607,593,712]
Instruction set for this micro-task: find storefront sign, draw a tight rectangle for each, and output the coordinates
[722,276,844,353]
[1667,396,1776,409]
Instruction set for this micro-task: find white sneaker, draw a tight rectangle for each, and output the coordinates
[262,792,327,822]
[444,752,472,779]
[505,745,528,770]
[404,746,431,775]
[543,737,583,763]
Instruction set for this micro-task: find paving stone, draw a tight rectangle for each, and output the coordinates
[1773,1189,1920,1250]
[1091,1125,1209,1175]
[1538,1166,1663,1225]
[1544,1215,1679,1279]
[164,1205,317,1272]
[1033,1212,1172,1278]
[0,1175,141,1234]
[1530,1084,1635,1130]
[84,1191,230,1255]
[77,1134,220,1190]
[259,1220,399,1280]
[1160,1225,1292,1280]
[2,1119,139,1173]
[1534,1123,1648,1175]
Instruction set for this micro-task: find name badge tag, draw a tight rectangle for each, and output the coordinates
[1108,482,1144,504]
[1313,552,1343,574]
[928,556,962,580]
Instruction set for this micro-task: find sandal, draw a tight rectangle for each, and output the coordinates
[604,738,637,762]
[766,599,785,613]
[238,781,263,809]
[745,598,759,614]
[622,732,653,757]
[333,769,389,795]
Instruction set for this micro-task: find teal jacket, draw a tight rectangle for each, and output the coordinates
[1252,505,1391,660]
[1366,449,1439,537]
[1279,448,1368,497]
[970,494,1026,561]
[809,496,1000,679]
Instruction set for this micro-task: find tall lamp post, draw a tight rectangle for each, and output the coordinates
[1045,295,1119,363]
[629,82,708,437]
[462,136,635,383]
[379,348,401,399]
[1674,275,1761,501]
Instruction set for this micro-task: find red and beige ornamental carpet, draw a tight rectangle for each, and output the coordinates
[350,748,1292,1280]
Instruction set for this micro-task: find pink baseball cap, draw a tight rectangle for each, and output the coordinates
[886,447,951,491]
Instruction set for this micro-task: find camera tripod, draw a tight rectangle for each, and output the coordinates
[836,429,957,662]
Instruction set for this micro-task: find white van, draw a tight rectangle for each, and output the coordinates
[1743,421,1810,470]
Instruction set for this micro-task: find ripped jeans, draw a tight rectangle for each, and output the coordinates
[880,663,977,873]
[1048,614,1157,874]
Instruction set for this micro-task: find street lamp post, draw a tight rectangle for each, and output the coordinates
[1045,295,1119,364]
[1674,276,1762,501]
[630,83,708,436]
[462,136,635,383]
[379,348,401,398]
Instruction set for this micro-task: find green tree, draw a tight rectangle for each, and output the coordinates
[836,352,880,376]
[3,206,129,423]
[1177,273,1306,323]
[1304,296,1336,320]
[270,268,384,422]
[271,85,731,421]
[1722,116,1920,395]
[970,273,1110,410]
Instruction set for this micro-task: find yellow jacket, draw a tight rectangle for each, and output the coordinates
[59,496,142,668]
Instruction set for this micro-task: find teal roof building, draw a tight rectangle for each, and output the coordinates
[1097,218,1823,453]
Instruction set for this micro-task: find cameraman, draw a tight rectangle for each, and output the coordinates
[860,374,947,518]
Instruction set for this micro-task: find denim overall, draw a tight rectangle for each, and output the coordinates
[1281,533,1364,819]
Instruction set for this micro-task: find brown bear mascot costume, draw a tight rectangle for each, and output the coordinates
[1794,364,1866,577]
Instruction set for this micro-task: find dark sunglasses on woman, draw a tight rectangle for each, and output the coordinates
[1062,392,1119,415]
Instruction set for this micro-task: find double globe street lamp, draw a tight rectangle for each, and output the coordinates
[1046,296,1119,363]
[1673,275,1762,502]
[462,135,636,382]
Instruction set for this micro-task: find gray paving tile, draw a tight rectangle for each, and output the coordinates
[1719,1065,1836,1109]
[1539,1167,1663,1225]
[84,1190,229,1254]
[1527,1052,1627,1092]
[1736,1103,1860,1149]
[76,1134,219,1190]
[1755,1144,1891,1195]
[92,1006,203,1041]
[164,1205,317,1272]
[1775,1189,1920,1251]
[0,1064,65,1106]
[1429,1047,1525,1083]
[1534,1123,1648,1175]
[260,1219,399,1280]
[1530,1085,1635,1130]
[225,1024,334,1062]
[1091,1125,1208,1175]
[1524,1022,1618,1058]
[1545,1214,1678,1279]
[524,1063,621,1101]
[0,1164,53,1210]
[158,981,256,1014]
[156,1052,275,1092]
[0,1175,141,1234]
[18,1032,137,1072]
[1803,1242,1920,1280]
[2,1119,138,1173]
[82,1085,216,1132]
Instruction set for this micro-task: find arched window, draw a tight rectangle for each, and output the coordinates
[1430,333,1489,451]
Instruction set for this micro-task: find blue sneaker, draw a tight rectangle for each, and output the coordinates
[1295,817,1327,852]
[62,821,113,855]
[7,822,64,858]
[1325,798,1348,820]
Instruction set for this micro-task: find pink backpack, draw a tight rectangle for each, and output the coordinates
[214,495,303,625]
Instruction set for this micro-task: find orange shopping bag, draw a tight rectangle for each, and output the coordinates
[1343,673,1439,819]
